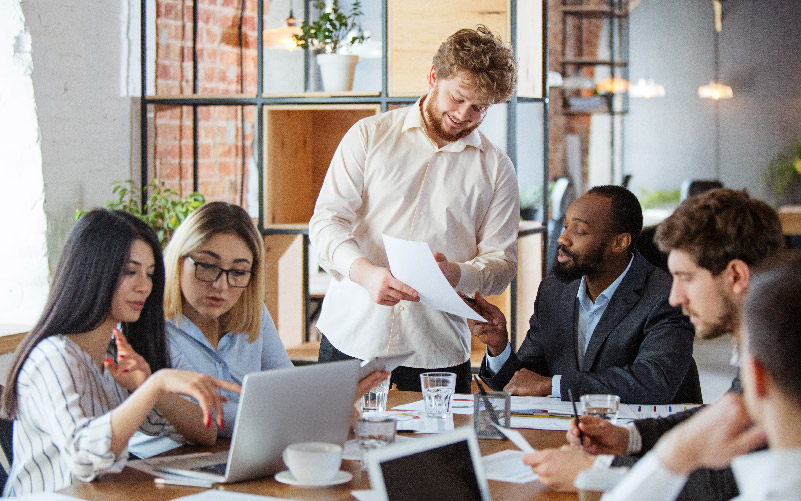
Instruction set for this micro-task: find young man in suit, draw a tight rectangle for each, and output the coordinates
[471,185,699,404]
[522,188,784,499]
[604,251,801,500]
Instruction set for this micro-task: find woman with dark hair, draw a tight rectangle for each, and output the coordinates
[0,209,239,496]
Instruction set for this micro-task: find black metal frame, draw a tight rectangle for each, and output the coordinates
[139,0,551,347]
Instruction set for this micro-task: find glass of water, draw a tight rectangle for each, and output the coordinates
[580,394,621,424]
[419,372,456,419]
[356,415,396,469]
[362,374,391,413]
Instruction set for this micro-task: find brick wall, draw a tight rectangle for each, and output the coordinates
[152,0,260,209]
[548,0,604,188]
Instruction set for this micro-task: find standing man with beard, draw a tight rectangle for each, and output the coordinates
[472,185,699,403]
[309,26,519,393]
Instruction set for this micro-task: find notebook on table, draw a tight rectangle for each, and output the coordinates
[150,359,360,484]
[365,427,491,501]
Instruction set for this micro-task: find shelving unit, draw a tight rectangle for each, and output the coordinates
[140,0,550,356]
[556,0,628,186]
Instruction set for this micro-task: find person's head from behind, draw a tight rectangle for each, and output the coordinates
[655,188,783,340]
[424,25,517,144]
[553,185,642,283]
[164,201,265,341]
[741,251,801,435]
[1,209,167,417]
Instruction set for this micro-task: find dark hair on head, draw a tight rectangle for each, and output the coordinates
[432,25,518,104]
[586,185,643,251]
[654,188,784,275]
[1,209,168,418]
[744,250,801,409]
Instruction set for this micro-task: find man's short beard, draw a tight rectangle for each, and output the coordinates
[691,293,738,340]
[423,87,478,143]
[552,244,606,283]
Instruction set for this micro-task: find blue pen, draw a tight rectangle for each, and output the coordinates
[637,406,641,412]
[668,406,672,412]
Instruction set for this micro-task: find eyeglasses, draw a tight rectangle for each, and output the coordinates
[186,256,254,288]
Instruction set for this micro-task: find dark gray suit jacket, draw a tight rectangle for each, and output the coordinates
[611,376,743,500]
[480,252,701,404]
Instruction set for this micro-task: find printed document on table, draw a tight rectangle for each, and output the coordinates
[382,234,486,322]
[482,450,538,483]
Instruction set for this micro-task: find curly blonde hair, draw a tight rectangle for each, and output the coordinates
[432,25,517,104]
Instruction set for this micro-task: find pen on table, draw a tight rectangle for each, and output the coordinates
[568,388,584,445]
[154,476,214,488]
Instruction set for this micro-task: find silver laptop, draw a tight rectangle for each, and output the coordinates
[365,427,491,501]
[150,359,360,483]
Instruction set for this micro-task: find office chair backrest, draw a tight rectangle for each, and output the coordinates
[680,179,722,201]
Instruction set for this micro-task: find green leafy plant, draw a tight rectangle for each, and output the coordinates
[75,180,205,248]
[292,0,368,54]
[761,138,801,206]
[638,188,681,210]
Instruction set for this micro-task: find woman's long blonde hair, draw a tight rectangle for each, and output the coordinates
[163,201,265,342]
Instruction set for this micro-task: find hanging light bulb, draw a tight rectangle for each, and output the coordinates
[596,76,630,94]
[629,78,666,98]
[698,81,733,100]
[263,7,303,50]
[698,0,733,100]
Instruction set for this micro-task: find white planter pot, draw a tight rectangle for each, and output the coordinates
[316,53,359,92]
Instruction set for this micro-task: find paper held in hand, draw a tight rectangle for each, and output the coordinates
[382,234,487,322]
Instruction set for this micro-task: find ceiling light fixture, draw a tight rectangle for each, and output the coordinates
[698,0,733,100]
[629,78,666,99]
[263,4,303,50]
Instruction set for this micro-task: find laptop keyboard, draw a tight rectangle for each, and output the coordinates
[193,462,227,476]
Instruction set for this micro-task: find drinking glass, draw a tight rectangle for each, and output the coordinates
[419,372,456,419]
[362,374,391,413]
[356,415,396,469]
[580,394,621,424]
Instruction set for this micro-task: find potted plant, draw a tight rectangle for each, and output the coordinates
[75,180,205,248]
[292,0,368,92]
[761,138,801,206]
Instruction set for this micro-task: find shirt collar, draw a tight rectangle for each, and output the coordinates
[402,95,484,152]
[577,254,635,309]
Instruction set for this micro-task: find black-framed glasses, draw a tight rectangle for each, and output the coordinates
[186,256,254,288]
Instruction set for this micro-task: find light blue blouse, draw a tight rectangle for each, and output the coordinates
[128,305,292,457]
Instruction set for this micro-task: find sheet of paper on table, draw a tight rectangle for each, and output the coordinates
[482,450,539,484]
[392,394,474,415]
[382,234,486,322]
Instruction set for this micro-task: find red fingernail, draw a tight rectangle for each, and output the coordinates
[221,396,228,402]
[221,418,225,430]
[104,357,112,364]
[118,355,125,359]
[123,369,129,373]
[205,416,211,429]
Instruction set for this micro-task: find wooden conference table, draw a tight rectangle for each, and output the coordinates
[61,390,577,500]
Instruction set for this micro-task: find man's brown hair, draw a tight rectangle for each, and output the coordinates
[654,188,784,275]
[432,25,517,104]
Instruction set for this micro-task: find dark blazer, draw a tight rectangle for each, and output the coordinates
[611,375,743,500]
[480,252,701,404]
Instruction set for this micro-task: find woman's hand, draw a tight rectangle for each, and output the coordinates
[105,328,151,391]
[151,369,242,430]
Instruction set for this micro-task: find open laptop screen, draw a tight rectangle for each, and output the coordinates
[367,428,490,501]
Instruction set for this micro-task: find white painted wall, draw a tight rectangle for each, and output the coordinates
[0,1,48,325]
[21,0,138,274]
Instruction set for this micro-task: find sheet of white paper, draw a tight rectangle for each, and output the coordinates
[128,452,215,478]
[392,394,474,415]
[510,416,571,431]
[382,234,486,321]
[492,424,536,453]
[482,450,538,484]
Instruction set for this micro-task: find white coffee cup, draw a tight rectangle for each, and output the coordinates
[282,442,343,483]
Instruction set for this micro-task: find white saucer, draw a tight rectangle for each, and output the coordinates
[274,470,353,487]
